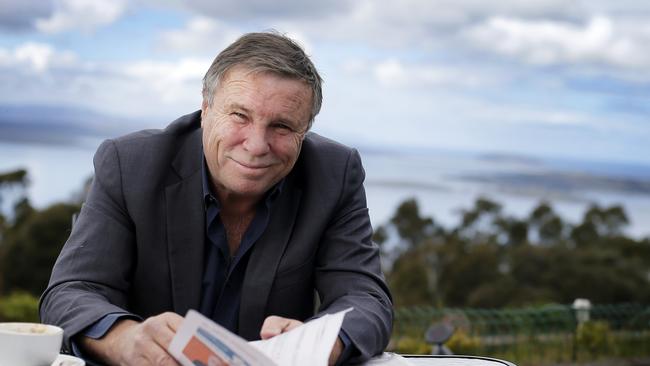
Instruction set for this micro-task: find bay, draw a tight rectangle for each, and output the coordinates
[1,142,649,239]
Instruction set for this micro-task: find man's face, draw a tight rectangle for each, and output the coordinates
[201,66,312,200]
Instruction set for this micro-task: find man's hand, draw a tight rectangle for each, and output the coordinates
[79,312,183,366]
[259,315,303,339]
[260,316,344,366]
[328,337,343,366]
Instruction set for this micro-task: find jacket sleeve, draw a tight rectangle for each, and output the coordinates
[39,139,138,350]
[313,148,393,363]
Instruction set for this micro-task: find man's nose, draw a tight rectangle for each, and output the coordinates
[242,124,271,156]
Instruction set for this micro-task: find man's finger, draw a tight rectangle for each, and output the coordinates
[260,316,303,339]
[138,342,180,366]
[151,346,181,366]
[260,316,288,339]
[328,337,344,366]
[166,312,184,332]
[148,313,183,350]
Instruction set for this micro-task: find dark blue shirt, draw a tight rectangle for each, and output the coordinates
[198,156,282,332]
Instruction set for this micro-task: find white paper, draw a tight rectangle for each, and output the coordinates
[249,308,353,366]
[169,308,353,366]
[169,310,276,366]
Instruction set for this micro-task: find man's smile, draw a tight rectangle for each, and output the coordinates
[230,157,273,171]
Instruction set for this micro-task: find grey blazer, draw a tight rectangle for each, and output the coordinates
[40,111,393,362]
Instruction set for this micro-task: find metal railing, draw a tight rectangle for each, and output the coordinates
[391,303,650,365]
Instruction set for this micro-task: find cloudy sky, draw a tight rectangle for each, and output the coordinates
[1,0,650,164]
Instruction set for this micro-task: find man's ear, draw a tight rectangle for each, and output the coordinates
[200,100,208,126]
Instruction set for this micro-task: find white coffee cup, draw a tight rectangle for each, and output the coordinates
[0,322,63,366]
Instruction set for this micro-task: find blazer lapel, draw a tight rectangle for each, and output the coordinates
[238,178,302,340]
[166,128,205,314]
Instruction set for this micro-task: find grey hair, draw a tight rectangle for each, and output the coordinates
[202,31,323,129]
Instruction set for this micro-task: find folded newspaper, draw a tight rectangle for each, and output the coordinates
[169,308,352,366]
[168,308,413,366]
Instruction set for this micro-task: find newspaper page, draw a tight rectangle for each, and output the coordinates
[169,310,276,366]
[249,308,352,366]
[169,308,352,366]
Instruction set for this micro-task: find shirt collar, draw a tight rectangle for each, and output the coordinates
[201,153,285,211]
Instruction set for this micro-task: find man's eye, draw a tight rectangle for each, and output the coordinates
[231,112,246,121]
[273,124,293,134]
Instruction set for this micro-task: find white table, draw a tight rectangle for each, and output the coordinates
[362,353,517,366]
[404,355,516,366]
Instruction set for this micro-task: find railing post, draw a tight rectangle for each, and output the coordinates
[572,298,592,361]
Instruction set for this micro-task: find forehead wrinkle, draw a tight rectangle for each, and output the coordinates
[271,83,312,121]
[213,86,247,114]
[215,69,312,126]
[265,93,311,128]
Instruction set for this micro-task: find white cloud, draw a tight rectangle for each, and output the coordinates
[179,0,578,26]
[464,15,650,69]
[162,0,650,73]
[0,0,53,30]
[0,41,207,119]
[279,29,314,56]
[370,59,490,89]
[491,107,592,127]
[359,0,573,31]
[158,17,314,57]
[35,0,127,34]
[157,17,240,54]
[180,0,353,19]
[0,42,78,73]
[317,66,624,159]
[268,0,582,49]
[122,58,211,104]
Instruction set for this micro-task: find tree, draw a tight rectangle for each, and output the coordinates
[389,247,437,307]
[543,246,650,303]
[378,195,648,308]
[590,204,628,237]
[0,168,30,238]
[0,169,28,191]
[0,168,31,294]
[455,197,504,244]
[0,168,28,212]
[0,203,80,296]
[437,242,501,306]
[494,217,529,246]
[528,202,565,245]
[571,204,630,247]
[389,198,438,248]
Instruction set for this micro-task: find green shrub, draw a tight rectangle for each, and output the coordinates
[447,328,482,355]
[395,336,430,354]
[576,320,614,358]
[0,291,40,322]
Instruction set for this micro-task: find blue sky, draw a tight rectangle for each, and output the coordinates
[1,0,649,164]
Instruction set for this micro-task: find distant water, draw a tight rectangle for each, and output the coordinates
[1,142,649,239]
[0,142,96,211]
[360,149,650,239]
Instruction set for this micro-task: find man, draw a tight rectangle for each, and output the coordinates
[40,32,392,365]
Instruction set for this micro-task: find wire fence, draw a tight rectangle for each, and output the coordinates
[391,303,650,365]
